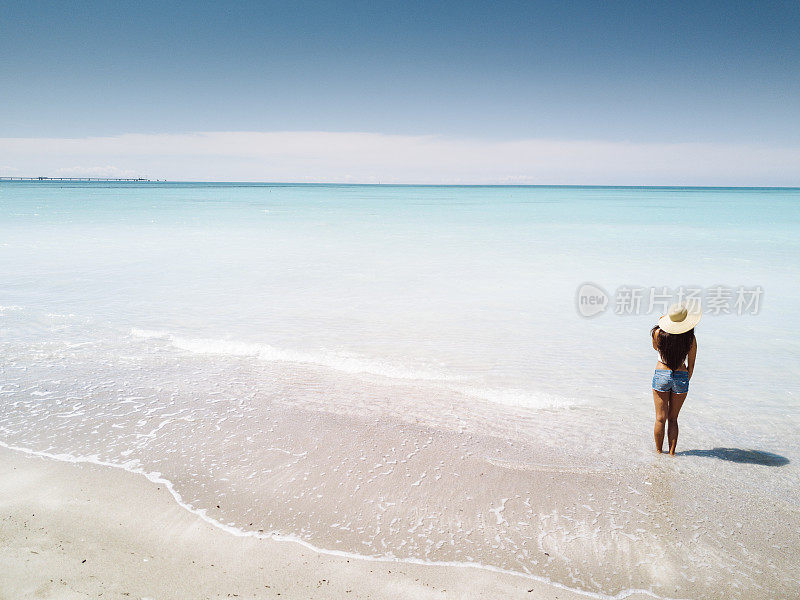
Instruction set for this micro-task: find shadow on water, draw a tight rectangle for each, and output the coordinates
[678,447,790,466]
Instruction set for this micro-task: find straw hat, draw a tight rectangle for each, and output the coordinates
[658,303,702,334]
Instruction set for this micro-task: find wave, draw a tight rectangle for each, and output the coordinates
[130,328,456,382]
[129,328,580,410]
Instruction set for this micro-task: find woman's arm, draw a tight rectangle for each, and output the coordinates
[651,328,659,351]
[687,338,698,379]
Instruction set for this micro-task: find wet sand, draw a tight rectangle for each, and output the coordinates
[0,445,656,600]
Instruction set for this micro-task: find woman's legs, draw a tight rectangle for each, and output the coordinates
[667,392,688,455]
[653,389,670,453]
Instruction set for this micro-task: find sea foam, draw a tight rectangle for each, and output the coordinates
[129,328,578,410]
[130,328,458,382]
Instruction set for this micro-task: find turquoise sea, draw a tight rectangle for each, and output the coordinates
[1,182,799,598]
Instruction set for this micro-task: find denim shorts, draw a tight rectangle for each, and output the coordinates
[652,369,689,394]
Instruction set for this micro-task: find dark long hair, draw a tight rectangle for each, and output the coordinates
[651,325,694,371]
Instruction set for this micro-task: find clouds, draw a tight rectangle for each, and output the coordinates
[1,131,798,185]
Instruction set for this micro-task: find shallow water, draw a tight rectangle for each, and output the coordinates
[1,182,798,598]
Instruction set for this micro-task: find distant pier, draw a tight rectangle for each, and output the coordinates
[0,176,152,182]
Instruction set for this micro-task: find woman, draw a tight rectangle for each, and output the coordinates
[651,303,700,455]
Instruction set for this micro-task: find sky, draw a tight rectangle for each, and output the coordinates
[1,1,798,184]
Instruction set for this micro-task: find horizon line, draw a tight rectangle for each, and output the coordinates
[2,178,799,190]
